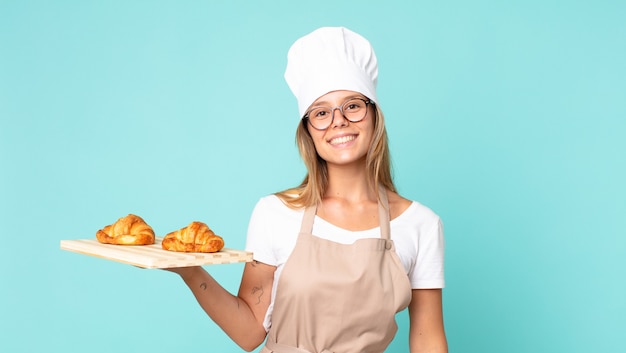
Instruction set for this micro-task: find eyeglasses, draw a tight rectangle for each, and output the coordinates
[303,97,375,131]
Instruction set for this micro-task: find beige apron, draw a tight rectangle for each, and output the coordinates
[261,188,412,353]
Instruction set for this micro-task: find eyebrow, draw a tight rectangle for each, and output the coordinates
[312,94,366,106]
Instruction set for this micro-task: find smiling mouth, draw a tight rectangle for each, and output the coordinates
[329,135,356,145]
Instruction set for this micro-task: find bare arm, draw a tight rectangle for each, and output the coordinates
[166,260,275,352]
[408,289,448,353]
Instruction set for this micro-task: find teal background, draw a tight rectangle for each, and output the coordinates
[1,0,624,352]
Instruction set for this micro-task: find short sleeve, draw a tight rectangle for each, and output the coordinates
[245,198,278,266]
[411,217,445,289]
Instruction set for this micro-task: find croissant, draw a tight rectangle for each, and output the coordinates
[96,214,155,245]
[162,221,224,253]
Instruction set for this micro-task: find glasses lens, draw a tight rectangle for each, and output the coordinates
[306,107,333,130]
[342,99,367,122]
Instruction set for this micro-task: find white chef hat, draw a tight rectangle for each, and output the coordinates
[284,27,379,118]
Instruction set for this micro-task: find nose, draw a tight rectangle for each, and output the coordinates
[330,107,349,127]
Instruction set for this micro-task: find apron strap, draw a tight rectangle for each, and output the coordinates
[299,205,317,235]
[377,185,391,240]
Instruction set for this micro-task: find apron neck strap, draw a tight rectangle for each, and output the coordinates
[300,204,317,234]
[300,186,391,240]
[377,186,391,240]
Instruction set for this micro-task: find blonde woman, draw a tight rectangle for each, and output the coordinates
[167,27,447,353]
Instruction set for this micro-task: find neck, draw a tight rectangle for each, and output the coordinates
[324,161,376,203]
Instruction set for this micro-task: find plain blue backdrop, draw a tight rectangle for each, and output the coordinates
[1,1,625,352]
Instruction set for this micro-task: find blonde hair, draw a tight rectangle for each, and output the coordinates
[275,106,396,209]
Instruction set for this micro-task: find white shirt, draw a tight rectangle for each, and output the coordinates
[245,194,445,331]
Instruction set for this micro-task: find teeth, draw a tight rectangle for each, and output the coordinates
[329,135,355,145]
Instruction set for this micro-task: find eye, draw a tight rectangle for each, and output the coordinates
[344,99,365,111]
[310,108,331,119]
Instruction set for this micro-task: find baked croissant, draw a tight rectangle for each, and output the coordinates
[161,221,224,253]
[96,214,155,245]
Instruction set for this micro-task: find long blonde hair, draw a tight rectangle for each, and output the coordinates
[275,105,396,208]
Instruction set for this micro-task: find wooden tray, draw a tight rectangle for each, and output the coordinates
[60,237,253,269]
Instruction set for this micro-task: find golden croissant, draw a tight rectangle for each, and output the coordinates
[96,214,155,245]
[162,221,224,253]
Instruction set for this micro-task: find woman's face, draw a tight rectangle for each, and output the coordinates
[305,90,375,167]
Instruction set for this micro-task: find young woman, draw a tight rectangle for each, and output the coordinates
[167,27,447,353]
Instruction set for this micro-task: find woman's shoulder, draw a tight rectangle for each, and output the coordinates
[390,193,441,227]
[387,191,413,219]
[253,194,305,219]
